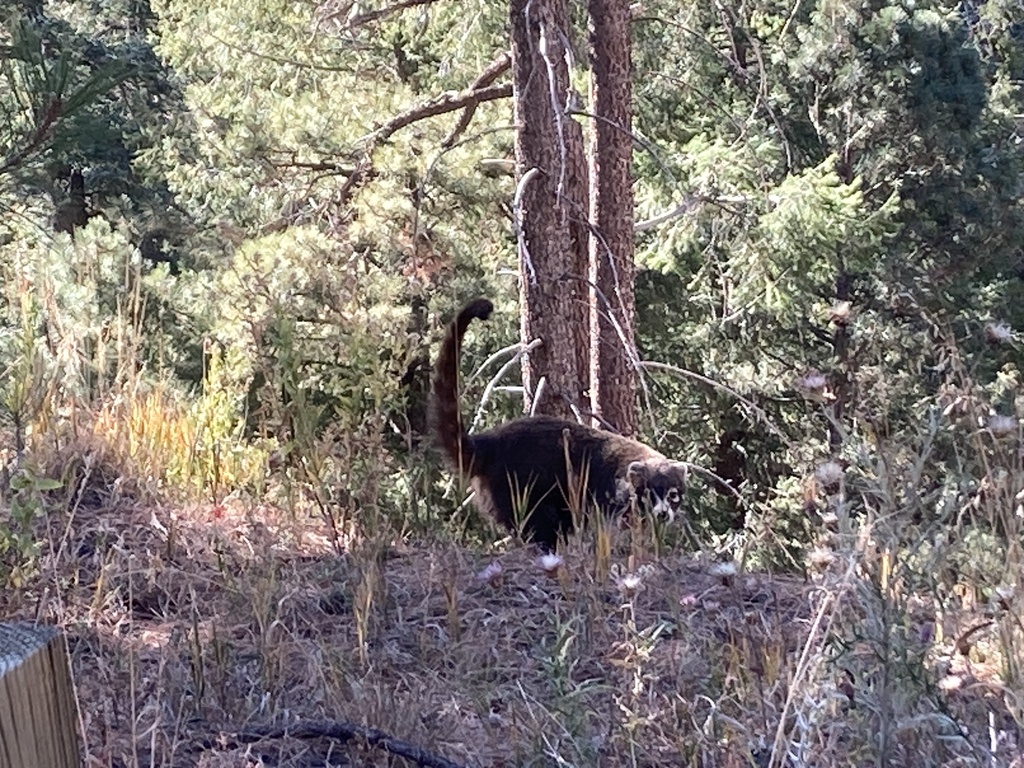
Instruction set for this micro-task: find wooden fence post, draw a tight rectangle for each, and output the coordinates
[0,623,80,768]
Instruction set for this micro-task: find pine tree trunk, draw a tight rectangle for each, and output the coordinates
[588,0,637,436]
[510,0,589,420]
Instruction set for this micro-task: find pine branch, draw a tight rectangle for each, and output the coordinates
[0,97,62,176]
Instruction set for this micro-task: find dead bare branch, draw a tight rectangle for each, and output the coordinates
[335,81,512,210]
[374,82,512,143]
[346,0,442,30]
[212,719,467,768]
[641,360,790,441]
[442,51,512,148]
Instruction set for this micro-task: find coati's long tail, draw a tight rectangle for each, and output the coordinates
[430,298,494,475]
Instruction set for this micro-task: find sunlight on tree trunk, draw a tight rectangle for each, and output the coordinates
[588,0,636,437]
[510,0,589,420]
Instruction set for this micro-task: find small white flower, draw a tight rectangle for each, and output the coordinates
[537,553,564,576]
[621,573,642,589]
[475,561,504,585]
[985,322,1013,344]
[814,460,845,492]
[988,414,1018,438]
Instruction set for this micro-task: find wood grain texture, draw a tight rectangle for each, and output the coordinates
[0,623,80,768]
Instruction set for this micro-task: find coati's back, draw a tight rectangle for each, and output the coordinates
[430,299,688,550]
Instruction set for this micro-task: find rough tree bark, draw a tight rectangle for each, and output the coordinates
[510,0,589,420]
[588,0,637,437]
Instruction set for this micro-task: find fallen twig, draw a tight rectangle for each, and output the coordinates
[205,719,467,768]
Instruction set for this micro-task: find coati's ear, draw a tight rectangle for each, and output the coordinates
[627,461,649,489]
[670,461,689,487]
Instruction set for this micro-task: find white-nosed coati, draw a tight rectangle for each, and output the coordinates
[430,298,688,550]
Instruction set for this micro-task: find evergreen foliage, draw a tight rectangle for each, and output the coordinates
[632,0,1024,541]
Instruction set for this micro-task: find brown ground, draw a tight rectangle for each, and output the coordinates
[2,488,1022,767]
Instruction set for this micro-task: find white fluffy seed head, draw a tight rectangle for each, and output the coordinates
[476,561,504,585]
[830,300,853,325]
[708,561,737,581]
[985,322,1013,344]
[815,460,845,490]
[798,372,827,392]
[796,371,832,402]
[615,572,644,597]
[938,675,963,692]
[988,414,1018,438]
[537,553,564,575]
[808,547,836,569]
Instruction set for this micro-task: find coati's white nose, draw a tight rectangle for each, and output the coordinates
[650,497,676,523]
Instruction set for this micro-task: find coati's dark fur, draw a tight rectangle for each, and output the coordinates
[430,298,688,550]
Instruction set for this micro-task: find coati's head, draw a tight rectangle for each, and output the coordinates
[627,459,688,522]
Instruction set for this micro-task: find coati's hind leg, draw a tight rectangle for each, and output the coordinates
[502,476,565,551]
[522,501,569,552]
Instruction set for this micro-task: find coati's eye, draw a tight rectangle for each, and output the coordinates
[667,489,681,504]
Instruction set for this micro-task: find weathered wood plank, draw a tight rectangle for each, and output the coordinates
[0,623,80,768]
